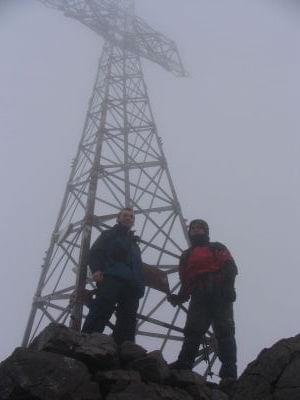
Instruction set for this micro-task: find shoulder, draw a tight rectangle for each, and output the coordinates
[131,233,140,243]
[92,228,115,245]
[209,241,228,251]
[209,242,235,263]
[181,247,192,257]
[102,228,113,236]
[99,228,115,240]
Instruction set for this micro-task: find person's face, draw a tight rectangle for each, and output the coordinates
[118,209,135,228]
[189,222,206,236]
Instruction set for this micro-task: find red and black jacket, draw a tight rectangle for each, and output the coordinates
[179,242,238,297]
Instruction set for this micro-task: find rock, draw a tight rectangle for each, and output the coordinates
[77,332,119,370]
[148,382,194,400]
[119,341,147,365]
[210,388,229,400]
[30,322,119,370]
[185,384,211,400]
[233,334,300,400]
[167,370,211,400]
[94,369,141,397]
[5,323,300,400]
[0,347,100,400]
[106,382,160,400]
[106,382,193,400]
[29,322,80,354]
[129,350,170,383]
[169,369,207,388]
[218,378,237,397]
[273,356,300,400]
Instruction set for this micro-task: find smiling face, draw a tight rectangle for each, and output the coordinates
[117,208,135,229]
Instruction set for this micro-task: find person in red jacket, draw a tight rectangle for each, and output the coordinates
[168,219,238,381]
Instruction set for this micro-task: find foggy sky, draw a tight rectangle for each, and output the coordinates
[1,0,300,376]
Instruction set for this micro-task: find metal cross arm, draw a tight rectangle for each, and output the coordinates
[38,0,186,76]
[131,16,186,76]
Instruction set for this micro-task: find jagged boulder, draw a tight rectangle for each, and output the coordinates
[168,369,207,387]
[129,350,170,383]
[106,382,193,400]
[30,322,119,370]
[1,324,232,400]
[233,334,300,400]
[0,347,100,400]
[94,369,141,397]
[168,369,212,400]
[119,340,147,365]
[210,388,229,400]
[183,384,212,400]
[10,323,300,400]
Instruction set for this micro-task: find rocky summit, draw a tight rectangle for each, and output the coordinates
[0,323,300,400]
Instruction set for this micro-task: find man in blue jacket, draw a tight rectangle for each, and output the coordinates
[81,208,145,345]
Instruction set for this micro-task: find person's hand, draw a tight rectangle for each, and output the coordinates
[92,271,103,283]
[167,294,182,307]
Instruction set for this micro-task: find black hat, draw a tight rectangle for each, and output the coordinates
[188,219,209,236]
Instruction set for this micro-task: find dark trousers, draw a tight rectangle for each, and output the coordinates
[177,288,237,379]
[81,276,140,345]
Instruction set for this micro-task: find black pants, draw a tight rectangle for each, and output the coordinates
[177,288,237,379]
[81,276,140,345]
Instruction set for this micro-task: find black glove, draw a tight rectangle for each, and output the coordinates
[168,294,182,307]
[168,292,190,307]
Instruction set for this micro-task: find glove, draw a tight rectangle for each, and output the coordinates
[168,294,188,307]
[168,294,181,307]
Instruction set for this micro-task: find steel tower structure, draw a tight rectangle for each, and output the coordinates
[23,0,218,377]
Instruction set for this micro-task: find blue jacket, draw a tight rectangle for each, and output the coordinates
[88,224,145,298]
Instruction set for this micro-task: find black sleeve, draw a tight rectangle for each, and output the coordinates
[177,249,192,301]
[222,259,238,286]
[88,231,110,273]
[211,242,238,284]
[179,248,191,268]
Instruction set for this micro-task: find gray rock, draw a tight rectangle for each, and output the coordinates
[185,384,211,400]
[106,383,160,400]
[129,350,170,383]
[273,354,300,400]
[94,369,141,396]
[273,388,300,400]
[106,382,193,400]
[30,322,119,370]
[218,378,237,398]
[210,388,229,400]
[149,382,194,400]
[0,347,100,400]
[77,332,119,370]
[167,370,211,400]
[119,341,147,364]
[169,369,206,388]
[276,354,300,388]
[233,334,300,400]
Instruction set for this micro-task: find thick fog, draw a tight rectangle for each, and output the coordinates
[1,0,300,376]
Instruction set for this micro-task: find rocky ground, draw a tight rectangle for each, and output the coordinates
[0,323,299,400]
